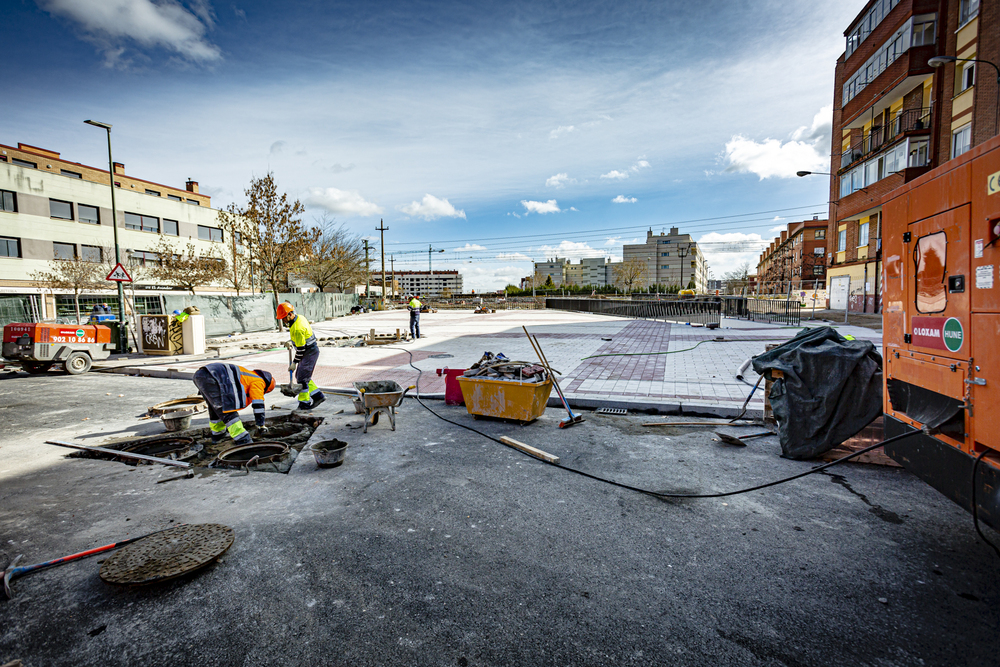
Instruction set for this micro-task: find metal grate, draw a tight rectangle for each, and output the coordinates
[99,523,234,585]
[596,407,627,415]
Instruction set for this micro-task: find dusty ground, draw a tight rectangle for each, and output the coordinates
[1,370,998,666]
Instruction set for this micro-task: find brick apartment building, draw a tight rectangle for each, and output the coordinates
[756,218,829,294]
[826,0,998,312]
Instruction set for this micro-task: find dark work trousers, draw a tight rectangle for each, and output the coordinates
[295,343,320,386]
[409,311,420,339]
[192,367,224,422]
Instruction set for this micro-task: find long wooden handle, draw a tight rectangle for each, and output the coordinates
[44,441,192,468]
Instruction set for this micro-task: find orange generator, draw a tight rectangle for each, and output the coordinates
[2,322,113,375]
[882,134,1000,528]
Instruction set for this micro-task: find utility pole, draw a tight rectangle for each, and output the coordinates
[390,255,395,300]
[376,219,388,310]
[363,239,371,304]
[677,243,690,290]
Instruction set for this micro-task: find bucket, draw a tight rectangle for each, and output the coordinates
[311,439,348,468]
[161,412,192,432]
[436,368,467,405]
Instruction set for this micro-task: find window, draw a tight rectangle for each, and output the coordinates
[960,0,979,25]
[843,16,930,104]
[846,0,901,57]
[187,199,200,206]
[167,194,182,201]
[0,236,20,258]
[0,190,16,212]
[815,229,826,240]
[124,212,160,233]
[198,225,223,242]
[838,229,847,253]
[163,219,179,236]
[859,222,870,246]
[49,199,73,220]
[130,251,160,267]
[53,242,76,260]
[813,266,825,276]
[660,252,670,257]
[660,265,669,269]
[78,204,100,225]
[61,169,82,179]
[12,158,36,169]
[80,245,102,263]
[908,138,930,167]
[911,18,935,47]
[915,231,947,312]
[145,189,161,197]
[952,124,972,159]
[960,62,976,92]
[815,246,826,255]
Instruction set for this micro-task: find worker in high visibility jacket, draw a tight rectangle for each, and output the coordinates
[276,301,326,410]
[192,363,276,445]
[407,294,422,340]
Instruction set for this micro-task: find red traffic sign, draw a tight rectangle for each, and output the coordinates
[106,263,133,282]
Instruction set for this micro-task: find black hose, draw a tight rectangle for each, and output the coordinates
[386,346,921,501]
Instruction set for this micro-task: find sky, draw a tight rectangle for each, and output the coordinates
[5,0,868,290]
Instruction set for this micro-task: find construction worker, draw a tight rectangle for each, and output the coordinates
[276,301,326,410]
[407,293,422,340]
[192,363,276,445]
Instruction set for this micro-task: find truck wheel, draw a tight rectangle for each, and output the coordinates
[22,361,54,374]
[64,352,93,375]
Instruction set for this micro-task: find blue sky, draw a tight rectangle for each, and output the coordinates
[6,0,867,290]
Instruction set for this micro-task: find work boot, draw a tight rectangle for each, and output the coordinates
[297,400,314,411]
[309,394,326,409]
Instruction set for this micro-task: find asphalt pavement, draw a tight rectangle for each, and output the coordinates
[1,370,998,666]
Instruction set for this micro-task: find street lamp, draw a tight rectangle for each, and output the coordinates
[84,120,128,353]
[796,171,831,177]
[929,55,1000,135]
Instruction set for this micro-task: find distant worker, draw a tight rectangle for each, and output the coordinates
[192,362,276,445]
[407,294,422,340]
[276,301,326,410]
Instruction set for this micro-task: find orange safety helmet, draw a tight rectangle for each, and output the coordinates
[276,302,294,320]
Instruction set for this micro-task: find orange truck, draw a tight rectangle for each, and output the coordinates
[882,134,1000,528]
[2,323,113,375]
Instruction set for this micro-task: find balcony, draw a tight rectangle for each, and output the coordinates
[840,106,931,170]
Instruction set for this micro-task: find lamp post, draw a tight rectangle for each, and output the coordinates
[676,243,690,290]
[929,55,1000,135]
[795,171,831,177]
[84,120,128,353]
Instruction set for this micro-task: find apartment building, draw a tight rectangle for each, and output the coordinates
[827,0,997,311]
[622,227,708,292]
[756,218,829,294]
[0,142,229,319]
[533,258,570,286]
[391,270,463,296]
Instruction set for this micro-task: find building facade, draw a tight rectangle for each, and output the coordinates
[0,142,228,320]
[756,218,829,294]
[827,0,997,311]
[391,270,463,296]
[533,258,570,286]
[622,227,709,292]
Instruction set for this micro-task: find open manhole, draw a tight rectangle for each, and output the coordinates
[122,436,201,461]
[214,442,290,468]
[73,413,322,474]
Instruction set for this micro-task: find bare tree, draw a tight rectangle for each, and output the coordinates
[240,174,316,312]
[613,258,646,294]
[31,253,103,324]
[149,239,227,295]
[297,215,365,292]
[217,202,255,296]
[722,261,752,294]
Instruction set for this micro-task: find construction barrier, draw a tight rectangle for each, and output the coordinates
[162,292,358,338]
[545,297,723,325]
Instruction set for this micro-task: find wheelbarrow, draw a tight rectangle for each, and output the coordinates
[352,380,414,433]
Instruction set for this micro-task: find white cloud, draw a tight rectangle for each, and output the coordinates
[454,243,486,252]
[398,194,466,220]
[39,0,222,66]
[696,231,769,278]
[546,173,573,188]
[549,125,576,139]
[306,187,383,217]
[631,159,650,172]
[533,240,610,261]
[721,105,831,179]
[601,159,649,180]
[496,252,533,262]
[521,199,561,214]
[768,224,787,233]
[600,170,628,180]
[604,236,622,245]
[612,195,637,204]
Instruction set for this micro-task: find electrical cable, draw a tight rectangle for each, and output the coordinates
[385,345,921,502]
[971,450,1000,560]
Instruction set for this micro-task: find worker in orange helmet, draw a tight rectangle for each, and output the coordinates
[192,362,277,444]
[277,301,325,410]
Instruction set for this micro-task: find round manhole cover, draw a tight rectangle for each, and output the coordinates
[99,523,235,586]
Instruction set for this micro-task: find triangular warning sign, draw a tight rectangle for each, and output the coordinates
[106,263,133,282]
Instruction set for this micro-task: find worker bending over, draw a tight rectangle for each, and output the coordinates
[277,301,326,410]
[407,294,422,340]
[192,362,276,445]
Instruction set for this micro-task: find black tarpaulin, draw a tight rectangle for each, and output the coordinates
[752,326,883,460]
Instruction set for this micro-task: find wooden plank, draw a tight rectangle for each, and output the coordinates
[44,440,192,468]
[499,436,560,464]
